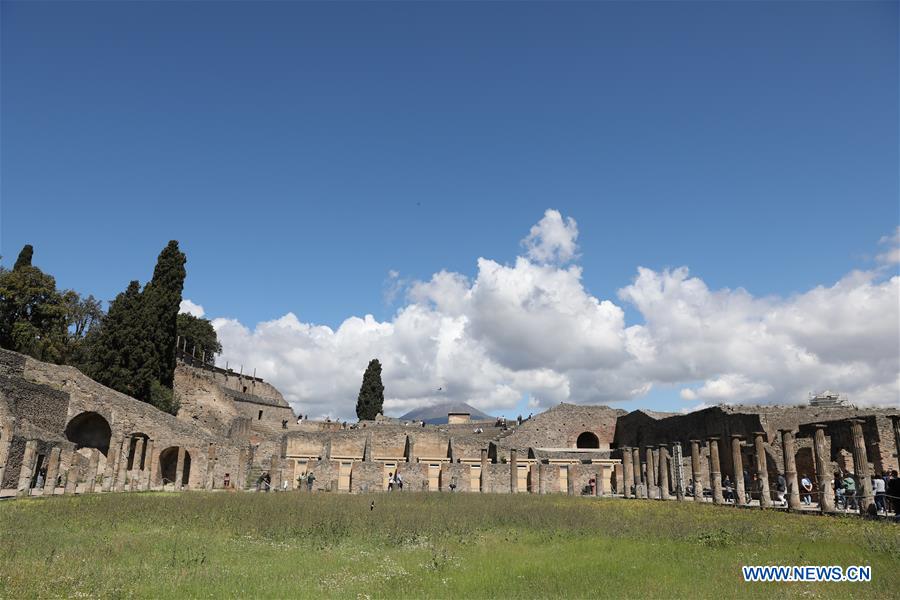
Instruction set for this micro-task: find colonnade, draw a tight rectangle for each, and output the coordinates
[618,415,899,516]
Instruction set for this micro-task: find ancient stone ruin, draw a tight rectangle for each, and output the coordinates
[1,347,897,516]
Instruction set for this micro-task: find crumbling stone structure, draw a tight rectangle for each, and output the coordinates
[2,347,897,516]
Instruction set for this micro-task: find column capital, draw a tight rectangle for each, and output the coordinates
[847,417,866,425]
[813,423,829,430]
[778,428,796,434]
[752,431,766,438]
[706,436,720,441]
[689,439,702,444]
[730,433,744,440]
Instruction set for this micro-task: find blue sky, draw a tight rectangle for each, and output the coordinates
[2,1,898,418]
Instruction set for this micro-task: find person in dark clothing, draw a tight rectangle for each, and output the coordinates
[887,470,900,517]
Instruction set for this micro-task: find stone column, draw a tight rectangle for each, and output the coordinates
[596,465,605,496]
[86,449,101,493]
[752,432,771,508]
[567,466,576,496]
[0,417,16,489]
[812,425,835,514]
[130,438,145,491]
[102,433,123,492]
[206,444,216,490]
[16,440,38,497]
[237,446,248,490]
[631,448,643,498]
[510,449,518,493]
[528,462,539,494]
[115,436,132,492]
[64,458,80,495]
[779,429,801,510]
[850,419,874,513]
[270,453,281,491]
[708,437,724,505]
[657,446,669,500]
[174,446,186,490]
[731,435,746,505]
[480,448,488,493]
[690,440,703,502]
[406,435,416,463]
[143,439,155,491]
[44,447,61,495]
[891,416,900,471]
[621,447,633,498]
[671,444,684,501]
[645,446,657,499]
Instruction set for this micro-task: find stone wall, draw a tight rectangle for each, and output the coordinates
[396,463,430,492]
[351,461,384,493]
[499,404,624,454]
[480,463,510,494]
[440,463,471,492]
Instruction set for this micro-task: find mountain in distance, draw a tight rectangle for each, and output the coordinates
[400,401,495,425]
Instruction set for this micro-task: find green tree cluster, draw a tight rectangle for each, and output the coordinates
[87,241,186,413]
[177,312,222,365]
[1,241,223,416]
[355,358,385,421]
[0,245,101,365]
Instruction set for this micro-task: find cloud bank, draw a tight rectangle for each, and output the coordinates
[197,211,899,419]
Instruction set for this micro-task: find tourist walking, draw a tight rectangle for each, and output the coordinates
[395,472,403,491]
[387,472,395,491]
[306,471,316,492]
[723,476,734,503]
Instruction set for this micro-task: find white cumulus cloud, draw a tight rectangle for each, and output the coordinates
[521,209,579,264]
[179,299,205,318]
[209,212,900,419]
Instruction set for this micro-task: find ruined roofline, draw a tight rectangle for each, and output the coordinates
[175,351,266,384]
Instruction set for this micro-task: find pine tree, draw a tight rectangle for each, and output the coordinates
[355,358,385,421]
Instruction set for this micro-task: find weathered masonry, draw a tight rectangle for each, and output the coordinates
[2,347,898,517]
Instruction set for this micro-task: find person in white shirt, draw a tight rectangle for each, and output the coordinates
[873,475,886,513]
[800,475,813,505]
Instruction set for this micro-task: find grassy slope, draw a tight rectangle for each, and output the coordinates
[0,492,897,599]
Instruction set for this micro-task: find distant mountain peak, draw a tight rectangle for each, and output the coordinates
[399,401,494,424]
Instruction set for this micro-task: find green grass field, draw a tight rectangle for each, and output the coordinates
[0,492,897,599]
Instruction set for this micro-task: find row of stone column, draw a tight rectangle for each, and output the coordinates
[4,436,200,497]
[620,416,887,515]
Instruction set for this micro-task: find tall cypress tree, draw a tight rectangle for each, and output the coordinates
[355,358,385,421]
[85,241,186,414]
[13,245,33,270]
[142,241,186,390]
[87,281,156,402]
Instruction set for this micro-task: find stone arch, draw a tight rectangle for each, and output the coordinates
[576,431,600,449]
[64,412,112,456]
[158,446,191,486]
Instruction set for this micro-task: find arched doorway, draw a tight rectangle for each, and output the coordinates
[64,412,112,455]
[159,446,191,486]
[576,431,600,449]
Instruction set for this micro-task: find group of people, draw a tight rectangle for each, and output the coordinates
[387,471,403,491]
